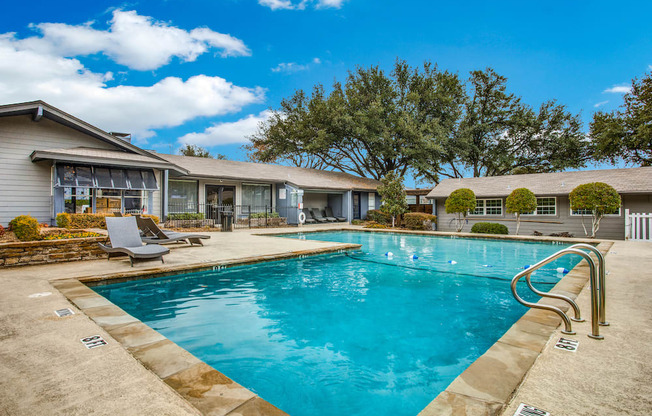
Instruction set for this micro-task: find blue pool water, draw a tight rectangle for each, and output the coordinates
[94,231,581,416]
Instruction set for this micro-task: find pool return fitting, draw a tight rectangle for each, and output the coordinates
[510,244,607,340]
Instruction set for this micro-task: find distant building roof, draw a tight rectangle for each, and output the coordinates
[158,154,381,191]
[427,167,652,198]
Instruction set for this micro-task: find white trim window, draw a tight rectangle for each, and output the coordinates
[570,206,621,217]
[470,198,503,216]
[523,197,557,216]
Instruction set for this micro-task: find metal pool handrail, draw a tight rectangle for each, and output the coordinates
[511,248,603,339]
[568,243,608,326]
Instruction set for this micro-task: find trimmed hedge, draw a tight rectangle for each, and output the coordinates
[403,213,437,230]
[471,222,509,235]
[363,221,389,229]
[9,215,41,241]
[56,213,160,229]
[168,213,205,221]
[366,209,391,224]
[250,212,280,219]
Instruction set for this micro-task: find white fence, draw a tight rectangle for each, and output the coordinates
[625,209,652,241]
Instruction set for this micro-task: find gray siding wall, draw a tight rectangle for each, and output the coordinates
[434,194,651,240]
[0,116,118,226]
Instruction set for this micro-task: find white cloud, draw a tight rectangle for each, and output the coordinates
[271,57,321,73]
[178,110,273,146]
[603,84,632,94]
[13,10,250,70]
[258,0,343,10]
[316,0,345,8]
[594,100,609,108]
[0,35,264,140]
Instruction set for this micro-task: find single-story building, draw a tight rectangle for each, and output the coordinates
[0,100,380,227]
[405,188,435,214]
[427,168,652,240]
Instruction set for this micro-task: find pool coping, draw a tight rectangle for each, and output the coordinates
[51,231,612,416]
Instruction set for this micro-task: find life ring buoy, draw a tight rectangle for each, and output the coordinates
[298,212,306,224]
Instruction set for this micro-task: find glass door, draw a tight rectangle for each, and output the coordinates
[353,192,361,220]
[205,185,235,220]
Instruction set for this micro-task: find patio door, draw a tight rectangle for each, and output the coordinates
[205,185,235,220]
[353,192,361,220]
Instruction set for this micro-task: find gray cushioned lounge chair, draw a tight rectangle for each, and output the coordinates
[99,217,169,267]
[136,216,210,246]
[310,208,334,223]
[301,208,317,224]
[325,207,346,222]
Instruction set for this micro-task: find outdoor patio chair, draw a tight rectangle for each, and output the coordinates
[135,216,210,246]
[325,207,346,222]
[310,208,334,223]
[321,208,338,222]
[301,208,317,224]
[98,217,169,267]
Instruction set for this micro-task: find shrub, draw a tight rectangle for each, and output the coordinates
[366,209,391,224]
[250,212,280,219]
[569,182,621,238]
[66,213,107,229]
[403,213,437,230]
[42,231,103,240]
[377,172,408,227]
[364,221,388,229]
[445,188,476,232]
[0,224,5,237]
[9,215,41,241]
[351,219,364,225]
[167,213,205,221]
[471,222,509,235]
[505,188,537,235]
[56,213,71,228]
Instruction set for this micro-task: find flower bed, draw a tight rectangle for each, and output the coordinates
[0,235,108,267]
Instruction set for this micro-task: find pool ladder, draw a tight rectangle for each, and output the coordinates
[510,244,607,340]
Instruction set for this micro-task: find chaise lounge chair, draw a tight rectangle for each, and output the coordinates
[321,208,338,222]
[135,216,210,246]
[99,217,169,267]
[310,208,335,223]
[301,208,317,224]
[325,207,347,222]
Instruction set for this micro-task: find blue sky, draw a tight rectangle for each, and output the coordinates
[1,0,650,176]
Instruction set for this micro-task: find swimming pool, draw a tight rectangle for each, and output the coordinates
[94,231,581,416]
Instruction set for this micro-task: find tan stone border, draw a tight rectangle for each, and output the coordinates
[52,230,612,416]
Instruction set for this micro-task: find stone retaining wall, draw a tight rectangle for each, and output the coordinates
[0,237,108,267]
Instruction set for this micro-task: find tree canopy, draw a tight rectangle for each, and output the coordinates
[246,61,588,182]
[377,172,409,227]
[590,71,652,166]
[569,182,621,238]
[179,144,227,160]
[505,188,537,235]
[445,188,476,232]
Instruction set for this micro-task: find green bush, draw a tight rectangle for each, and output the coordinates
[9,215,41,241]
[351,219,364,225]
[0,224,5,237]
[366,209,391,224]
[250,212,280,219]
[363,221,388,229]
[471,222,509,235]
[445,188,476,232]
[403,212,437,230]
[569,182,621,237]
[56,213,71,228]
[506,188,537,235]
[66,213,107,229]
[167,213,205,221]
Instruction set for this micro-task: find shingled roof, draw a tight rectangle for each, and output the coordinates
[427,167,652,198]
[158,153,381,191]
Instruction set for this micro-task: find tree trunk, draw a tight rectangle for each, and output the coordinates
[515,214,521,235]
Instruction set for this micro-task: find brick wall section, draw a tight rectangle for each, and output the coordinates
[0,237,108,267]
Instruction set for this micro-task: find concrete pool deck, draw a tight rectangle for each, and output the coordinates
[0,226,651,415]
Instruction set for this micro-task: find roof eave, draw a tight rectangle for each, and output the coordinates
[30,150,188,174]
